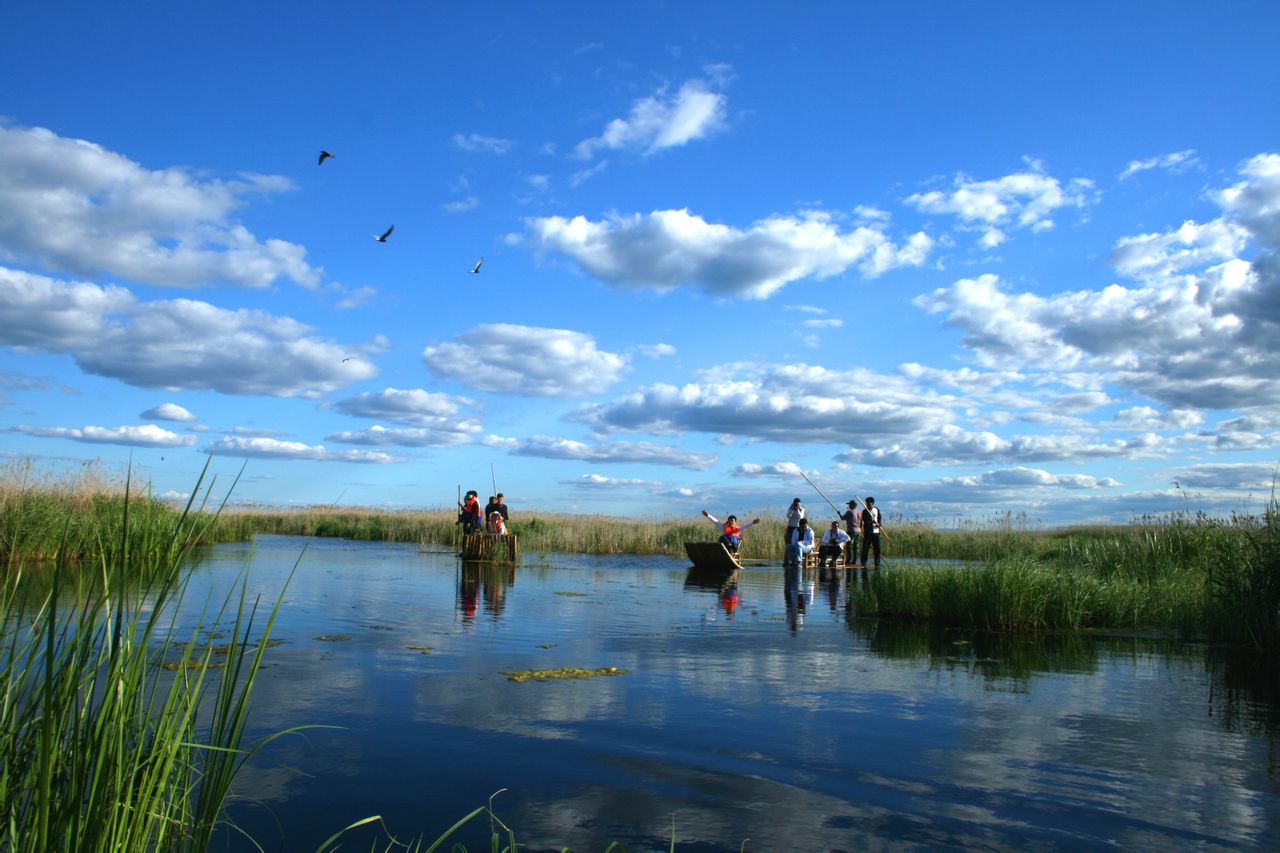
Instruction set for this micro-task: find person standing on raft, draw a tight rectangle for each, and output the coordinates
[702,509,761,555]
[857,496,883,568]
[840,500,861,566]
[458,490,482,535]
[784,497,806,550]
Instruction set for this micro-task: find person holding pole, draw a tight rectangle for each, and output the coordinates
[857,496,883,568]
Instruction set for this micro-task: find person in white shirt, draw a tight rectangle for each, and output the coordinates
[784,517,815,567]
[819,521,851,567]
[784,498,806,550]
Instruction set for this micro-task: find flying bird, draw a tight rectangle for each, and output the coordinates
[470,257,484,274]
[318,150,335,165]
[374,225,395,243]
[342,357,353,363]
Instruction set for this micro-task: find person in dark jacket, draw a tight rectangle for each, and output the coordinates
[857,496,883,568]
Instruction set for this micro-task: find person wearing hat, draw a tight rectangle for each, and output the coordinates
[840,500,862,566]
[784,497,806,550]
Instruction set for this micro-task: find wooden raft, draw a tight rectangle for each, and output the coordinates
[461,532,519,562]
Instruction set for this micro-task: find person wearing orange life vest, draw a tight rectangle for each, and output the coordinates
[458,490,482,535]
[487,511,508,536]
[701,509,761,554]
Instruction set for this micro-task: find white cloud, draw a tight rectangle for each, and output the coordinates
[635,342,677,358]
[906,164,1095,246]
[452,133,515,154]
[0,125,321,288]
[422,324,627,397]
[732,461,807,478]
[522,209,932,299]
[1118,149,1199,181]
[1170,462,1277,490]
[334,387,476,426]
[442,196,480,213]
[14,423,197,448]
[325,423,480,448]
[511,435,717,470]
[565,473,668,490]
[141,403,196,422]
[575,363,954,445]
[0,267,382,398]
[207,435,393,463]
[575,78,727,159]
[915,154,1280,415]
[835,427,1163,468]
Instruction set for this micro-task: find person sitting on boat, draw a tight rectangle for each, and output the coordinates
[487,510,508,536]
[784,517,815,567]
[701,509,760,554]
[819,520,851,567]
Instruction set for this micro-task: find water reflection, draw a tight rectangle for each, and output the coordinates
[683,566,741,619]
[782,564,815,633]
[456,560,516,624]
[157,536,1280,850]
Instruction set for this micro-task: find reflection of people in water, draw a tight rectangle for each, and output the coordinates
[821,564,847,613]
[783,563,815,633]
[458,563,479,624]
[458,562,516,622]
[720,576,740,617]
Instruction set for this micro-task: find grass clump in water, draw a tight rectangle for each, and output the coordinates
[0,462,300,851]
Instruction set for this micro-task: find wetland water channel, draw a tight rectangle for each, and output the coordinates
[177,534,1280,851]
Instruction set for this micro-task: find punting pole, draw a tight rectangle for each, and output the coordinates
[491,463,498,496]
[799,470,844,519]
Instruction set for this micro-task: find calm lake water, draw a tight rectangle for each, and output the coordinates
[176,534,1280,851]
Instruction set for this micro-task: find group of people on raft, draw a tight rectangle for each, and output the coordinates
[702,495,883,568]
[458,490,510,536]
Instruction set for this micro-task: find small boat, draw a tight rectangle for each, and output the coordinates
[461,532,519,562]
[683,541,742,570]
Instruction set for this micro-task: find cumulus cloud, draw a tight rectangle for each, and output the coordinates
[142,403,196,422]
[13,423,197,448]
[207,435,392,463]
[334,387,476,426]
[521,209,932,299]
[1170,462,1277,490]
[577,363,954,445]
[938,467,1121,490]
[565,473,668,490]
[1118,149,1199,181]
[0,125,321,288]
[906,163,1095,246]
[732,461,808,478]
[575,78,727,159]
[324,424,480,448]
[915,152,1280,413]
[511,435,717,470]
[452,133,514,154]
[635,342,677,358]
[0,267,382,397]
[834,426,1162,468]
[422,324,626,396]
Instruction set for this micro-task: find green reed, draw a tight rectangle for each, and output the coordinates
[0,463,298,851]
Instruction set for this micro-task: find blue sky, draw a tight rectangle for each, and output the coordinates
[2,1,1278,525]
